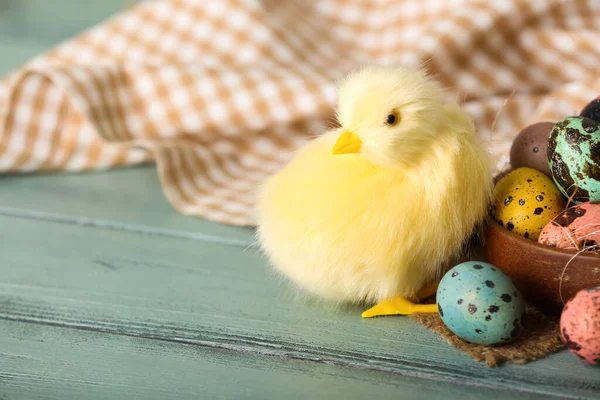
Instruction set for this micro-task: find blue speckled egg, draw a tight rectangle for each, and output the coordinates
[436,262,526,345]
[548,116,600,203]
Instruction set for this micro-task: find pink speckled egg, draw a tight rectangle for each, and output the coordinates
[538,202,600,251]
[560,286,600,365]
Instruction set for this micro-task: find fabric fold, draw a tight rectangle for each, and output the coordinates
[1,0,600,226]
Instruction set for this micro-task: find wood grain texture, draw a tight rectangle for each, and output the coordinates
[1,197,600,398]
[0,166,255,247]
[3,320,528,400]
[1,1,599,398]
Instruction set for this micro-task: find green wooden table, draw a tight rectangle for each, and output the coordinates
[1,2,599,399]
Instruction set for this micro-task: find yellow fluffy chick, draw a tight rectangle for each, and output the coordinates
[255,65,493,317]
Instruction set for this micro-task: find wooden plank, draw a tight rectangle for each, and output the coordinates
[0,0,127,75]
[0,39,50,76]
[0,1,597,397]
[0,166,255,246]
[2,319,530,400]
[1,213,599,399]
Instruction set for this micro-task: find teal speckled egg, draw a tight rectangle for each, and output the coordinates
[548,116,600,203]
[436,262,526,345]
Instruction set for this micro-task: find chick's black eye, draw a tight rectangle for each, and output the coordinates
[385,111,400,126]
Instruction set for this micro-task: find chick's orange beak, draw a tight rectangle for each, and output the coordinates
[332,131,362,155]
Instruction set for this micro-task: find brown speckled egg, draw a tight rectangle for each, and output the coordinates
[510,122,555,177]
[493,167,566,241]
[560,286,600,365]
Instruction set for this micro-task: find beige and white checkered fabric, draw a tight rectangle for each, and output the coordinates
[1,0,600,226]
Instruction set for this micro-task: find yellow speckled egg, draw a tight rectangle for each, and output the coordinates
[493,167,565,240]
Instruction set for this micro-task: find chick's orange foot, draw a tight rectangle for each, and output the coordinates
[361,297,438,318]
[361,281,440,318]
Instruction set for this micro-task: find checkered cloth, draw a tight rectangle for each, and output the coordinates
[1,0,600,226]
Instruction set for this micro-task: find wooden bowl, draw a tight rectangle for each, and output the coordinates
[483,221,600,315]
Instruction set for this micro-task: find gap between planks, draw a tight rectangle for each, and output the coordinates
[0,206,257,249]
[0,307,585,400]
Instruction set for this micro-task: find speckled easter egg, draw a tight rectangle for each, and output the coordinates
[493,167,566,241]
[560,286,600,365]
[510,122,555,176]
[580,98,600,122]
[548,116,600,203]
[538,202,600,251]
[437,262,526,345]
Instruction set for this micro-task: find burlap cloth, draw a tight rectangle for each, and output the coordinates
[410,305,564,367]
[2,0,600,225]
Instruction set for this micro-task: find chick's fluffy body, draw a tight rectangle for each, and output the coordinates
[256,66,493,305]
